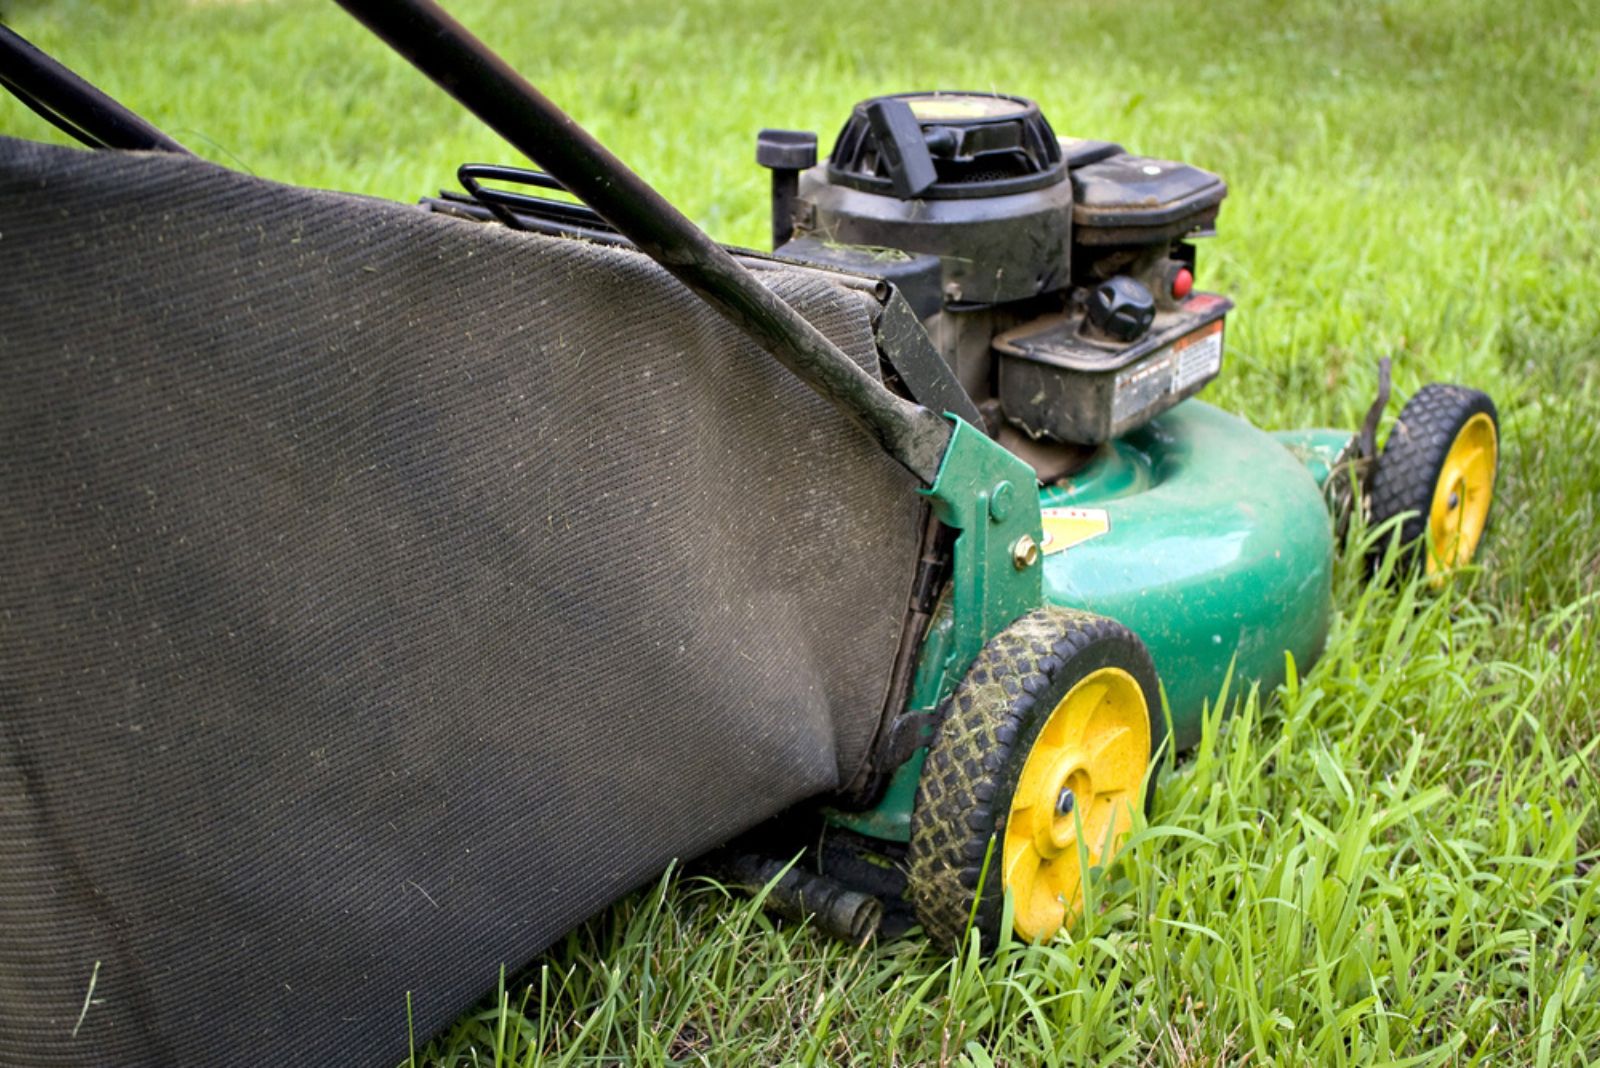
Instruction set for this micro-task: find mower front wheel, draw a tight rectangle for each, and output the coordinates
[1367,383,1499,578]
[906,608,1164,948]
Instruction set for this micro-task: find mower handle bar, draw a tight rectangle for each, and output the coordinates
[0,24,190,155]
[332,0,952,485]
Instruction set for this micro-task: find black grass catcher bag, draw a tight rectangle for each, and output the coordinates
[0,136,923,1067]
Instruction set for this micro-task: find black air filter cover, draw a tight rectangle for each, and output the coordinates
[1070,153,1227,246]
[827,92,1065,200]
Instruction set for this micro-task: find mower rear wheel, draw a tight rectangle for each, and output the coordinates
[1367,384,1499,578]
[907,608,1163,948]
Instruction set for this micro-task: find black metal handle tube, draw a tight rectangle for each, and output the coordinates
[0,24,189,154]
[331,0,949,484]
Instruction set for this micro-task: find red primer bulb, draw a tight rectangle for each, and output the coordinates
[1172,267,1194,299]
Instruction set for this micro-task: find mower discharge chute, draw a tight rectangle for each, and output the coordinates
[0,3,1501,1065]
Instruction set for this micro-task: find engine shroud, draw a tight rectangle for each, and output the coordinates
[767,91,1232,447]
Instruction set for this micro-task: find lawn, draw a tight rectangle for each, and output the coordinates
[4,0,1598,1063]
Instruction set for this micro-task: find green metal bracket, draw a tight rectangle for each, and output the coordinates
[827,415,1043,841]
[919,415,1045,696]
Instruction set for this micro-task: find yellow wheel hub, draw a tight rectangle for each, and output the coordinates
[1426,412,1497,576]
[1002,666,1150,940]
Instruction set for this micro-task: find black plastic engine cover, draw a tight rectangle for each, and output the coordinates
[797,170,1076,305]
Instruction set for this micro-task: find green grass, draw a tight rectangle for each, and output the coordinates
[6,0,1598,1063]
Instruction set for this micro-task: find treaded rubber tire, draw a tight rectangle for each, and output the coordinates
[906,607,1164,949]
[1367,383,1499,574]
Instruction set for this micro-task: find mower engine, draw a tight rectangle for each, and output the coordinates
[760,92,1231,452]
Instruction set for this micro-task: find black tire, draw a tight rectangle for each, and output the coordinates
[1367,384,1499,575]
[906,607,1164,949]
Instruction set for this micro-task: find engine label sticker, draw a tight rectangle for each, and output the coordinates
[1172,320,1224,393]
[1111,352,1176,424]
[1040,507,1110,556]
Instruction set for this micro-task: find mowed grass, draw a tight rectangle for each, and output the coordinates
[5,0,1599,1063]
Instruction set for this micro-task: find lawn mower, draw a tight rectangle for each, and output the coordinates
[0,3,1500,1065]
[735,91,1503,944]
